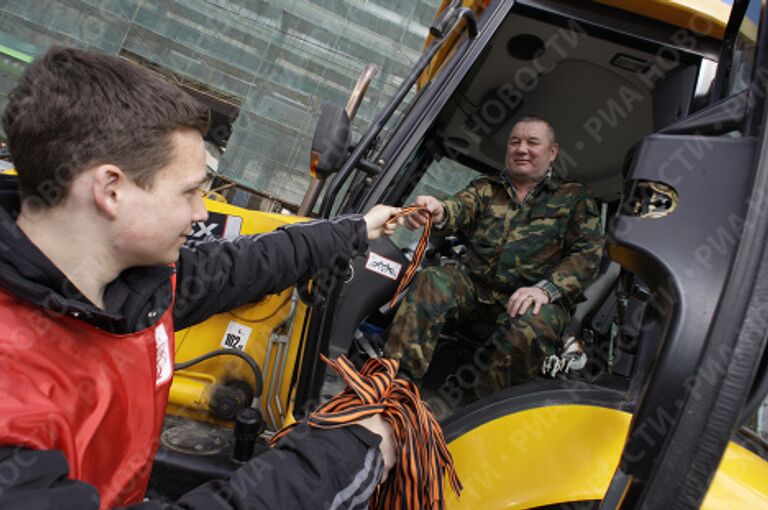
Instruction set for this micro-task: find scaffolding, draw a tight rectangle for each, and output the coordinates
[0,0,441,208]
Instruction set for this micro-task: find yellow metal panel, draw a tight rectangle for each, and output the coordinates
[201,198,308,229]
[596,0,732,39]
[445,405,630,509]
[168,373,214,412]
[169,200,311,429]
[445,405,768,509]
[704,441,768,509]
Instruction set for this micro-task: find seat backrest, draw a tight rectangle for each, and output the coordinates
[571,260,621,328]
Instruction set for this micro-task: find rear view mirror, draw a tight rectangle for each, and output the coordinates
[298,64,377,217]
[309,102,351,180]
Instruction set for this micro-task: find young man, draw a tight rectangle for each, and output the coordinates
[385,116,602,403]
[0,46,397,509]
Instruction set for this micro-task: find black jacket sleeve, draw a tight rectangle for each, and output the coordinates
[0,425,384,510]
[173,216,368,330]
[0,448,101,509]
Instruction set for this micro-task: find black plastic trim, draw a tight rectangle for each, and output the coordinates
[710,0,751,103]
[655,80,768,510]
[604,134,756,510]
[747,0,768,136]
[658,89,747,135]
[293,281,343,418]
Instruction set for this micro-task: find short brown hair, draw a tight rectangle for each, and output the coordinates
[514,115,557,145]
[2,46,209,209]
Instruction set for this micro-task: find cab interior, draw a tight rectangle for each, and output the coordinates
[316,0,726,408]
[430,5,715,202]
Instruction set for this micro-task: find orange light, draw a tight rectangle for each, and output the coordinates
[309,150,321,179]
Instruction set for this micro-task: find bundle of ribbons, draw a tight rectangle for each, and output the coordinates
[271,355,462,509]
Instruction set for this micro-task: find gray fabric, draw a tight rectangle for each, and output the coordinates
[329,447,383,510]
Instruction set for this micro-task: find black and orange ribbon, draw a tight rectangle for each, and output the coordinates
[271,356,462,509]
[386,205,433,307]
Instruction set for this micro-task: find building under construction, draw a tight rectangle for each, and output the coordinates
[0,0,441,210]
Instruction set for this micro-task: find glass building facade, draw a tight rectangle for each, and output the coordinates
[0,0,442,209]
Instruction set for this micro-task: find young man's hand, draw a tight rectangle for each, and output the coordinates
[363,204,403,240]
[356,415,396,481]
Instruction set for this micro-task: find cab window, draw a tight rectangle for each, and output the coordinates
[390,158,481,251]
[727,0,762,96]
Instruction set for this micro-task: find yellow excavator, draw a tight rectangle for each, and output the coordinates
[145,1,768,508]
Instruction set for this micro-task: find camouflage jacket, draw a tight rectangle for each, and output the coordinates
[439,173,603,308]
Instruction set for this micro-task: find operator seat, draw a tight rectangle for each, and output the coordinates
[421,256,622,393]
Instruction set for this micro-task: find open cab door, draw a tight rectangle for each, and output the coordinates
[601,0,768,507]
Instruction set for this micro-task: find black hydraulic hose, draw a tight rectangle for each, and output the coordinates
[175,349,263,398]
[318,6,478,218]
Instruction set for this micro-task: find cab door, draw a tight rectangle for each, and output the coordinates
[601,0,768,507]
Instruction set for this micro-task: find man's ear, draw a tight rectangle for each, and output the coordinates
[549,142,560,163]
[92,164,126,219]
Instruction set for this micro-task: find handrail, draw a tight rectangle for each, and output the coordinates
[317,5,478,218]
[345,64,379,120]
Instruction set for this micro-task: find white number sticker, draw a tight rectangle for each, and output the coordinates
[220,321,252,351]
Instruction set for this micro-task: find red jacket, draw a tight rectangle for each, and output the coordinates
[0,280,175,509]
[0,174,383,510]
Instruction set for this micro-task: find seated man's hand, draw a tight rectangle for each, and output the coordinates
[507,286,549,317]
[405,195,445,230]
[363,204,402,240]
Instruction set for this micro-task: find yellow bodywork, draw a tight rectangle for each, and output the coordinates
[418,0,739,89]
[168,198,309,430]
[445,405,768,509]
[597,0,733,39]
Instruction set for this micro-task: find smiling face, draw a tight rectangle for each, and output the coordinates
[505,120,559,185]
[114,128,209,266]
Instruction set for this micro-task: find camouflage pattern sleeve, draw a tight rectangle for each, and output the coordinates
[439,178,493,234]
[547,193,603,304]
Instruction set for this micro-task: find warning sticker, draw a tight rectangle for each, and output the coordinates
[220,321,253,351]
[365,252,402,281]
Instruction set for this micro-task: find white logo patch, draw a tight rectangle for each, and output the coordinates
[191,221,218,238]
[222,216,243,240]
[221,321,252,351]
[365,252,402,281]
[155,324,172,386]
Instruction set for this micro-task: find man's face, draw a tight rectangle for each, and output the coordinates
[505,121,559,183]
[115,129,209,266]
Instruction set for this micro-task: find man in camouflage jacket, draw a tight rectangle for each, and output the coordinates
[385,116,603,401]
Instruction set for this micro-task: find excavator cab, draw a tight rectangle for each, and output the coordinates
[149,1,768,508]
